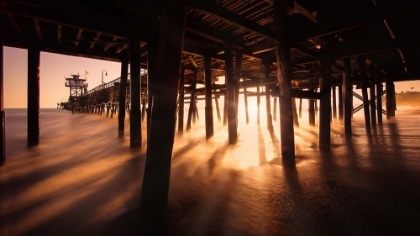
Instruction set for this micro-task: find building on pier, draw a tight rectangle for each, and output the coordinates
[64,74,88,110]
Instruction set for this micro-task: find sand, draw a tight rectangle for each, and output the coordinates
[1,107,420,235]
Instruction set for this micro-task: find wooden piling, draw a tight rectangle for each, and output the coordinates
[386,79,394,119]
[27,46,40,147]
[273,97,277,121]
[139,0,187,225]
[235,51,242,121]
[370,78,376,128]
[376,71,383,124]
[141,98,147,122]
[129,40,142,148]
[257,86,260,124]
[292,98,299,127]
[225,45,237,144]
[223,91,227,126]
[214,95,221,122]
[359,57,371,132]
[338,85,343,120]
[186,70,197,130]
[309,98,315,126]
[332,85,337,119]
[264,59,273,131]
[319,56,332,150]
[178,68,185,132]
[343,57,352,136]
[298,98,302,118]
[274,0,295,166]
[147,30,159,136]
[244,86,249,123]
[204,55,214,139]
[0,43,5,165]
[118,57,128,136]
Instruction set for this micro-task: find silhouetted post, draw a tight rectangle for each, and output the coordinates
[257,86,260,124]
[141,98,147,122]
[292,98,299,127]
[274,0,295,167]
[129,40,142,148]
[214,95,221,122]
[225,45,237,144]
[309,98,315,126]
[343,57,352,136]
[359,56,371,132]
[204,55,214,139]
[338,85,343,120]
[147,30,159,136]
[186,70,197,130]
[178,68,185,132]
[298,98,302,118]
[370,76,376,128]
[376,71,383,124]
[319,55,332,150]
[193,96,197,123]
[0,43,5,165]
[273,97,277,121]
[139,0,186,226]
[263,58,273,131]
[332,85,337,119]
[386,78,394,119]
[243,86,249,123]
[235,51,242,120]
[223,91,227,125]
[28,46,40,147]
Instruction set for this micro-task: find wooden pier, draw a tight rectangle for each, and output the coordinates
[1,0,420,232]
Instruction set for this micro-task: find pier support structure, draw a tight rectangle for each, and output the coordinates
[274,0,295,167]
[343,57,352,136]
[27,46,40,147]
[225,45,237,144]
[376,71,383,124]
[386,78,395,119]
[139,0,187,224]
[118,57,128,136]
[129,40,142,148]
[338,85,343,120]
[0,43,5,165]
[263,58,273,131]
[178,68,185,133]
[186,70,197,130]
[370,74,377,129]
[319,55,332,150]
[204,55,214,139]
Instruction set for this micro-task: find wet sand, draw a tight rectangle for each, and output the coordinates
[1,107,420,235]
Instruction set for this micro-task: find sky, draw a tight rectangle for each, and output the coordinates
[2,46,420,108]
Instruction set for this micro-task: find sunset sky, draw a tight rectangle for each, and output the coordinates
[3,46,420,108]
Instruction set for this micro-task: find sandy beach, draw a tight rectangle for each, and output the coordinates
[1,106,420,235]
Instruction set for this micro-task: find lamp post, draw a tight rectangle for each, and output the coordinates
[101,69,108,84]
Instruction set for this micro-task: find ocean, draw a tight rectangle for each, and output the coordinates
[1,106,420,235]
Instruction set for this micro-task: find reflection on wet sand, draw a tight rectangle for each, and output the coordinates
[1,107,420,235]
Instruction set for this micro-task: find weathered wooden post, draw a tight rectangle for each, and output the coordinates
[178,68,185,132]
[0,43,5,165]
[147,30,159,136]
[309,98,315,126]
[332,85,337,119]
[129,40,142,148]
[376,71,383,124]
[257,86,261,124]
[28,45,40,147]
[223,91,228,125]
[319,54,332,150]
[235,51,242,121]
[343,57,352,135]
[118,57,128,137]
[214,95,221,122]
[359,57,371,132]
[186,70,197,130]
[263,58,273,131]
[243,86,249,123]
[139,0,187,226]
[204,55,214,139]
[386,78,394,119]
[298,98,302,118]
[274,0,295,167]
[273,97,277,121]
[292,98,299,127]
[225,44,237,144]
[338,85,343,120]
[370,75,377,128]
